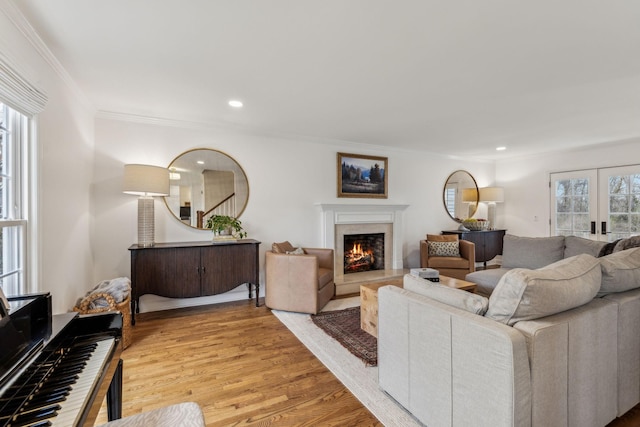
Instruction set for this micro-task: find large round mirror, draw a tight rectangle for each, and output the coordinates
[164,149,249,229]
[443,170,479,222]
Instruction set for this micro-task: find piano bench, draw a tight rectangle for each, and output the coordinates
[96,402,205,427]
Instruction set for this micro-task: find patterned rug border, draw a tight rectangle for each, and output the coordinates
[311,306,377,367]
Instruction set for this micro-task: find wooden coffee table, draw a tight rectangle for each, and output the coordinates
[360,275,477,337]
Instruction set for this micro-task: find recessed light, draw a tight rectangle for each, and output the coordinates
[496,146,507,151]
[197,160,205,165]
[228,100,243,108]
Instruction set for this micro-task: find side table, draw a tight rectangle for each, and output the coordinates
[360,276,477,337]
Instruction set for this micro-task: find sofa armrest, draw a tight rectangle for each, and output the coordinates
[419,240,428,267]
[303,247,334,270]
[459,239,475,262]
[513,298,618,427]
[378,286,531,427]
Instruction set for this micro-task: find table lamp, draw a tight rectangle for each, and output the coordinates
[123,164,170,247]
[479,187,504,230]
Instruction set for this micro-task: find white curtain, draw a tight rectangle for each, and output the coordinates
[0,52,47,116]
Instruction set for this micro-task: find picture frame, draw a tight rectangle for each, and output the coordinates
[337,152,388,198]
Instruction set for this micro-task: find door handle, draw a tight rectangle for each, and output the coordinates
[590,221,596,235]
[601,221,607,235]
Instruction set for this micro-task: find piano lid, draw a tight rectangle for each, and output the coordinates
[0,293,53,390]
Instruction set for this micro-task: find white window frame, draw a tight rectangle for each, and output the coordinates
[0,103,35,296]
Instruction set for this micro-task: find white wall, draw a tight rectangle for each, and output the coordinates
[0,5,96,314]
[92,116,495,311]
[495,137,640,237]
[2,2,497,315]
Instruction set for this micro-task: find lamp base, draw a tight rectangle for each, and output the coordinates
[487,202,497,230]
[138,196,155,247]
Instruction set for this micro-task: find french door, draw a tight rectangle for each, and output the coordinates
[550,165,640,242]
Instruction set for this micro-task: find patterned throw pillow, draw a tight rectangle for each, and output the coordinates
[428,241,460,257]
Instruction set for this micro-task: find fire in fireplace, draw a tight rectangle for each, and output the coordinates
[344,233,385,274]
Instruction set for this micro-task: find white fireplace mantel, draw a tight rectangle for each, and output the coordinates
[317,203,409,271]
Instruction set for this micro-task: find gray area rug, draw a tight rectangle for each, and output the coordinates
[272,308,421,427]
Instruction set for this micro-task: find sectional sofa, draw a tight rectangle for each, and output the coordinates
[378,244,640,427]
[466,234,611,296]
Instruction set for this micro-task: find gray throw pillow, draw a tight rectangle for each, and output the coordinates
[485,254,601,326]
[598,247,640,296]
[564,235,607,258]
[403,274,489,315]
[501,235,565,269]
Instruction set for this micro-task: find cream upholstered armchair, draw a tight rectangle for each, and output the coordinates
[420,234,475,280]
[265,241,335,314]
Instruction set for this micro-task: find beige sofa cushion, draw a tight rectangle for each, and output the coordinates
[486,254,601,326]
[564,235,607,258]
[403,274,489,315]
[501,235,565,269]
[598,247,640,296]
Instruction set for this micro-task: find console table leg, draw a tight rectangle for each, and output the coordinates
[255,283,259,307]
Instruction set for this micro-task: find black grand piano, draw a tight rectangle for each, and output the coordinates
[0,291,123,427]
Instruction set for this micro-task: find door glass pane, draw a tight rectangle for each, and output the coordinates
[574,196,589,212]
[610,195,629,213]
[632,194,640,213]
[573,214,590,231]
[557,196,571,212]
[631,214,640,233]
[573,179,589,195]
[553,177,592,235]
[609,175,629,194]
[605,170,640,241]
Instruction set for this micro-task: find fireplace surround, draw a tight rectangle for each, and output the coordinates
[318,204,409,295]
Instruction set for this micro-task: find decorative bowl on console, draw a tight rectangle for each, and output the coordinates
[462,219,490,231]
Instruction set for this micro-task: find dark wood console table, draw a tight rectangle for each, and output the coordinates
[442,229,506,267]
[128,239,261,324]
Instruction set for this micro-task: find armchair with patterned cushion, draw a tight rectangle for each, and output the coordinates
[420,234,476,280]
[265,241,335,314]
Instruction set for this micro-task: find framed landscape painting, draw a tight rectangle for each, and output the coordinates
[337,152,388,198]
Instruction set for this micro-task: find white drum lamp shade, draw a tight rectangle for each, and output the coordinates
[479,187,504,203]
[123,164,170,247]
[479,187,504,230]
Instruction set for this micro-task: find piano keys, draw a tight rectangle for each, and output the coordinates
[0,293,123,427]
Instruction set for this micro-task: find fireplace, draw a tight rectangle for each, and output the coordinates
[344,233,385,274]
[318,203,409,295]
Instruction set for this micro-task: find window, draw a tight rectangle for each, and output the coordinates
[0,102,29,296]
[0,54,47,297]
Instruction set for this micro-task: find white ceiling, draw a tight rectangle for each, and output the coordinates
[12,0,640,160]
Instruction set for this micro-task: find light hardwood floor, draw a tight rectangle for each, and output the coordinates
[96,298,640,427]
[96,298,381,426]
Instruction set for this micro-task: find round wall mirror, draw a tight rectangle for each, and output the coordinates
[164,148,249,229]
[443,170,479,222]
